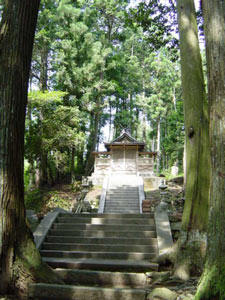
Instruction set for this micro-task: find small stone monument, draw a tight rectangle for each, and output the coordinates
[158,179,168,210]
[171,165,179,176]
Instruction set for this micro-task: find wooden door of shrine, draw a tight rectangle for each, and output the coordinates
[111,148,137,173]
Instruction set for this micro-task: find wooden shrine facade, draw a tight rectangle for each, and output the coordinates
[92,132,157,177]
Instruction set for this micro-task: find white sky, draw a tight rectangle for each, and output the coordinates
[129,0,200,10]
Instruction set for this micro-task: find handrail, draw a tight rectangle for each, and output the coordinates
[98,175,109,213]
[138,174,145,214]
[154,205,173,255]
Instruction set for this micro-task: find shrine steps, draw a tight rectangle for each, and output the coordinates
[29,212,159,300]
[103,175,141,213]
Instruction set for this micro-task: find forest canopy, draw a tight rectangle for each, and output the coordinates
[25,0,186,186]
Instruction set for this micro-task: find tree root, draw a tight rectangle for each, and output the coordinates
[153,230,206,281]
[12,227,64,298]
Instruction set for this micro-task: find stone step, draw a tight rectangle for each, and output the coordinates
[55,269,147,287]
[105,199,139,203]
[105,200,139,209]
[40,250,156,260]
[106,195,139,199]
[106,199,139,202]
[104,209,140,213]
[55,218,154,226]
[46,236,157,245]
[57,218,155,225]
[104,208,140,212]
[107,191,139,195]
[108,186,138,189]
[108,183,138,186]
[107,191,139,194]
[49,229,156,238]
[104,206,140,211]
[55,217,154,226]
[59,213,154,219]
[42,257,159,272]
[53,223,155,231]
[42,243,158,253]
[105,199,139,202]
[29,283,146,300]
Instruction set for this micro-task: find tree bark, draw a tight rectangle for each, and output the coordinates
[174,0,210,279]
[0,1,62,295]
[40,45,48,91]
[195,1,225,299]
[156,118,161,174]
[38,43,49,186]
[71,148,75,184]
[85,110,100,175]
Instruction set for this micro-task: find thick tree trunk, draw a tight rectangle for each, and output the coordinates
[156,118,161,174]
[85,110,100,175]
[195,1,225,299]
[174,0,210,279]
[0,1,63,295]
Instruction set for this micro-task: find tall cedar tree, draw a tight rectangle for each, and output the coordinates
[195,1,225,299]
[169,0,210,278]
[0,0,62,295]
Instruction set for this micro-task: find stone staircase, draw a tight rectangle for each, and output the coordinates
[29,212,159,299]
[104,175,140,213]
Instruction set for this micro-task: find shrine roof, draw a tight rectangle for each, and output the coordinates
[104,132,145,150]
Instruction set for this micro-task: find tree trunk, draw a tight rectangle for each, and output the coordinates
[174,0,210,279]
[156,118,161,174]
[0,1,63,295]
[40,45,48,90]
[142,112,147,142]
[27,101,36,187]
[38,44,49,186]
[85,110,100,175]
[128,93,134,135]
[75,150,85,176]
[39,151,49,187]
[70,148,75,184]
[195,1,225,299]
[108,99,112,141]
[135,108,139,139]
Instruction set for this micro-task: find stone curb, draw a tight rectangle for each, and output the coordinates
[33,208,66,250]
[98,176,109,213]
[154,206,173,255]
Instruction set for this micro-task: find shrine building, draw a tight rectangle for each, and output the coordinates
[90,131,158,185]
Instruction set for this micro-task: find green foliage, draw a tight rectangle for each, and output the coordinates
[25,188,72,213]
[25,90,86,185]
[71,181,82,192]
[24,160,30,191]
[27,0,185,185]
